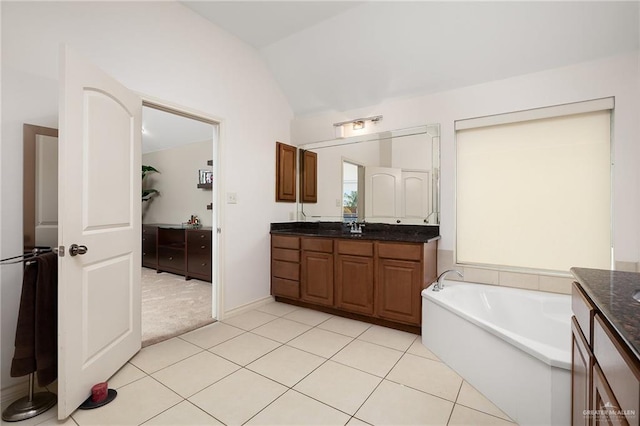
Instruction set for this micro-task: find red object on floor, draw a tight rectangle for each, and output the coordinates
[91,382,108,403]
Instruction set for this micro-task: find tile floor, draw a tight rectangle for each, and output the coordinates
[8,302,517,426]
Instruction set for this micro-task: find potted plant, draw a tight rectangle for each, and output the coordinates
[142,165,160,201]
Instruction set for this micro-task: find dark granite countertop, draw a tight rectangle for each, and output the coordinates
[570,267,640,360]
[270,222,440,244]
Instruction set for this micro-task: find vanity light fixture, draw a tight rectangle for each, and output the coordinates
[333,115,383,138]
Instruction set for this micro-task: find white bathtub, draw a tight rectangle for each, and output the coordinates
[422,280,572,426]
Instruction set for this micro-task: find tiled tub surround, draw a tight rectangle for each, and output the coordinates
[437,249,575,294]
[422,280,572,426]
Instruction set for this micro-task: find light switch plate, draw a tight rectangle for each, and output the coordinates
[226,192,237,204]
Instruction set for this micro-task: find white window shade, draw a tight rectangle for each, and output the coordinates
[456,109,612,273]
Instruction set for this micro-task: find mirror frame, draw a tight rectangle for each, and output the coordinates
[297,124,440,224]
[23,123,58,250]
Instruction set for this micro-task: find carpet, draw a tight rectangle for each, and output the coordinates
[141,267,214,347]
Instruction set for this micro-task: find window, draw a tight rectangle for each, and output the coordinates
[455,98,613,273]
[342,161,359,222]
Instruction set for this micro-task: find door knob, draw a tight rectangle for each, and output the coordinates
[69,244,88,257]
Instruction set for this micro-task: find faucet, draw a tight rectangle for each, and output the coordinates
[349,222,365,234]
[432,269,463,291]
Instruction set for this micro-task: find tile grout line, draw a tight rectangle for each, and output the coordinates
[445,379,465,425]
[235,311,379,422]
[134,305,444,426]
[345,334,419,420]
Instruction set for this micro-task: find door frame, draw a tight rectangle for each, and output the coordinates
[140,95,225,320]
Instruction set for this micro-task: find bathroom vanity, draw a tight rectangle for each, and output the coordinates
[270,222,439,333]
[570,267,640,426]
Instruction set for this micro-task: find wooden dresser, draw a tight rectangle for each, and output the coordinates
[142,224,212,282]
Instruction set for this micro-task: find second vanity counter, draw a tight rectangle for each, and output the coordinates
[570,267,640,425]
[270,222,439,332]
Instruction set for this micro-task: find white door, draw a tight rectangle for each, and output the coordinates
[58,46,142,419]
[364,167,402,223]
[401,171,430,224]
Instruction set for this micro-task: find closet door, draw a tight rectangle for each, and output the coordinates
[57,45,142,419]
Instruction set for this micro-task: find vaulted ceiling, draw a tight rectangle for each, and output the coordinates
[182,1,639,117]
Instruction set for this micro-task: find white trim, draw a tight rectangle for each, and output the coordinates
[223,296,275,319]
[138,94,225,323]
[455,97,614,131]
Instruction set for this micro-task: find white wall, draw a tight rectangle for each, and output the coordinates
[1,2,294,390]
[142,140,214,227]
[292,51,640,266]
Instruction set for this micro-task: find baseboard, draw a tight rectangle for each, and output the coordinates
[223,296,274,319]
[1,378,29,407]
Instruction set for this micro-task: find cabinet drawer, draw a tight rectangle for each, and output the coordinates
[272,248,300,263]
[188,239,211,253]
[187,230,211,243]
[272,260,299,281]
[572,282,595,346]
[377,242,421,261]
[302,237,333,253]
[272,235,300,249]
[337,240,373,257]
[158,247,184,269]
[188,256,210,276]
[142,234,156,245]
[272,277,300,299]
[593,314,640,421]
[142,225,157,235]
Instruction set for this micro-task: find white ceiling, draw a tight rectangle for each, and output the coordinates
[147,1,638,150]
[182,1,639,116]
[142,106,214,154]
[181,1,362,49]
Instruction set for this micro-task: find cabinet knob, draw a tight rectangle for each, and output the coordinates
[168,256,173,260]
[201,263,206,266]
[200,234,205,239]
[201,245,206,249]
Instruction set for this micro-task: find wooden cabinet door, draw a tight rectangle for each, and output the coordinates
[301,251,333,306]
[336,254,374,315]
[376,258,422,325]
[276,141,296,202]
[592,363,629,426]
[572,317,593,426]
[300,149,317,203]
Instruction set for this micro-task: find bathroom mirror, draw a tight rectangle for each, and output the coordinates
[298,124,440,225]
[23,124,59,251]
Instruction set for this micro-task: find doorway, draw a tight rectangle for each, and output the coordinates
[140,103,220,346]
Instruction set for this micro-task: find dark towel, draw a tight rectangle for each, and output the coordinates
[10,252,58,387]
[10,262,38,377]
[34,252,58,386]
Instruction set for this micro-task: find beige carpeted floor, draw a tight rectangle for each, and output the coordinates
[141,267,214,347]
